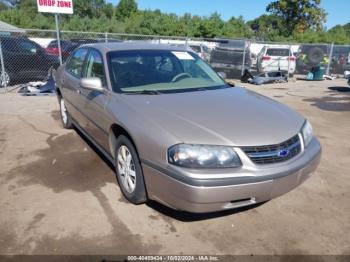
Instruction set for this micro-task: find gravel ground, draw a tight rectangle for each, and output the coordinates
[0,78,349,256]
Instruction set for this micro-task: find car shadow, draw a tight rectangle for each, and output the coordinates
[303,87,350,112]
[73,127,268,222]
[328,86,350,92]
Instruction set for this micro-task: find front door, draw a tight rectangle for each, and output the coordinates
[80,48,111,152]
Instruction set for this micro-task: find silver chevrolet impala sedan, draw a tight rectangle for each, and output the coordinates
[55,42,321,213]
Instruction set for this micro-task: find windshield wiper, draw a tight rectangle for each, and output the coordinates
[124,90,162,95]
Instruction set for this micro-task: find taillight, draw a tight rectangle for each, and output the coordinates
[287,56,296,61]
[45,47,59,55]
[262,56,271,61]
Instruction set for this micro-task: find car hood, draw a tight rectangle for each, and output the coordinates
[121,87,305,146]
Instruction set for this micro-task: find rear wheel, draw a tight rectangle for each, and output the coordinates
[59,96,73,129]
[115,135,147,204]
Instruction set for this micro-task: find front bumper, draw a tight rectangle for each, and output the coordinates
[142,138,321,213]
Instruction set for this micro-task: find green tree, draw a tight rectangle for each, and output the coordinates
[222,16,252,38]
[197,12,224,38]
[248,14,286,41]
[115,0,137,21]
[266,0,327,35]
[0,2,8,11]
[102,3,114,19]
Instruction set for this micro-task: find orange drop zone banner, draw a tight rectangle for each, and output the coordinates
[37,0,73,14]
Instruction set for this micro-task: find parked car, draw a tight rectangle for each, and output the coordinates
[45,38,122,62]
[210,39,251,78]
[257,46,296,75]
[45,40,79,61]
[55,43,321,213]
[189,44,211,62]
[0,36,60,86]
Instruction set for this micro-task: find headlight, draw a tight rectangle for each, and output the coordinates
[168,144,241,168]
[301,120,313,147]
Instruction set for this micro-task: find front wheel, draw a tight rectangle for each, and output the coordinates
[115,135,147,204]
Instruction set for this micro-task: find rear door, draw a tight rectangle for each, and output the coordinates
[81,48,111,151]
[61,47,89,128]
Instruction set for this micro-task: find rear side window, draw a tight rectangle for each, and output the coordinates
[84,49,106,86]
[266,48,290,56]
[66,48,88,77]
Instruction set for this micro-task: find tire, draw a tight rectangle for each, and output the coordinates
[115,135,147,204]
[59,96,73,129]
[306,47,324,66]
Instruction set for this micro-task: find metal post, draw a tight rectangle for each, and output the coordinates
[287,44,291,80]
[0,39,7,92]
[55,14,63,65]
[105,32,108,43]
[326,42,334,76]
[241,40,247,76]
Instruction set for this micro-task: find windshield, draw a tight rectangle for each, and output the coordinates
[107,49,226,93]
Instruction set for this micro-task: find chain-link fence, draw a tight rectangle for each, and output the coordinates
[1,28,350,93]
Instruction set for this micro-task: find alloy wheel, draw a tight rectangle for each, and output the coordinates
[117,145,136,193]
[60,98,68,125]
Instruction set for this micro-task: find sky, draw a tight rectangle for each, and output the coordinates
[108,0,350,29]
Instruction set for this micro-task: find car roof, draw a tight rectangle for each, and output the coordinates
[265,45,291,49]
[78,42,189,54]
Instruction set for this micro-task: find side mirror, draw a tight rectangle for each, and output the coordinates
[218,71,227,80]
[80,77,104,92]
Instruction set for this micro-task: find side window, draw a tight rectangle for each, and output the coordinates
[84,49,106,86]
[17,40,40,54]
[66,48,88,77]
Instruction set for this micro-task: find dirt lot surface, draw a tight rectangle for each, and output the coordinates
[0,78,349,256]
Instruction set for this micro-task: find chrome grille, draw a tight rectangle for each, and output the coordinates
[241,135,301,165]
